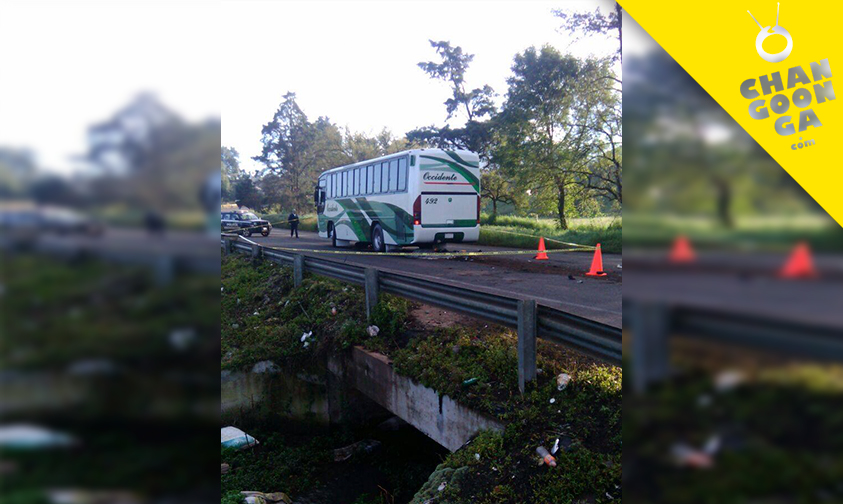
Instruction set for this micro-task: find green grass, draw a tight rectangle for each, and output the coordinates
[625,213,843,252]
[1,254,220,369]
[478,214,621,254]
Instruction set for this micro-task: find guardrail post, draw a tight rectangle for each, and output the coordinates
[631,302,671,394]
[293,254,304,287]
[517,299,538,394]
[224,238,233,256]
[251,243,262,260]
[364,268,379,320]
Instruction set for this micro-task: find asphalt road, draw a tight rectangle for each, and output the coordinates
[247,230,623,328]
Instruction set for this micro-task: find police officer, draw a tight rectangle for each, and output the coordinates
[288,209,299,238]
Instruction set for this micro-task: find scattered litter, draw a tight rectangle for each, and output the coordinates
[670,435,720,469]
[463,377,479,387]
[221,426,259,450]
[367,325,380,337]
[714,370,745,392]
[551,438,560,455]
[333,439,381,462]
[252,361,279,374]
[549,398,556,404]
[616,264,622,269]
[474,453,481,461]
[221,463,230,474]
[567,275,583,283]
[331,307,337,316]
[284,300,290,307]
[240,491,292,504]
[231,323,239,329]
[536,446,557,467]
[168,328,196,351]
[300,331,312,342]
[237,298,241,304]
[437,482,447,492]
[0,424,75,449]
[556,373,571,391]
[303,341,309,349]
[221,287,224,292]
[253,311,259,316]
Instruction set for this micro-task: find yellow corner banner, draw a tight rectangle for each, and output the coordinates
[619,0,842,226]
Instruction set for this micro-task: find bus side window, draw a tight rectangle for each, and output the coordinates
[389,159,398,192]
[380,162,388,192]
[347,169,353,196]
[330,173,335,198]
[374,163,382,193]
[367,165,374,194]
[358,167,364,195]
[398,158,407,192]
[340,171,346,197]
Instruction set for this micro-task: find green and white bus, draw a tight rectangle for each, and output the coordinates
[314,149,480,251]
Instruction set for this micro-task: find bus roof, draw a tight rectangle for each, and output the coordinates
[319,148,478,177]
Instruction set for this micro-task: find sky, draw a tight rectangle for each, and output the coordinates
[221,0,620,174]
[0,0,220,175]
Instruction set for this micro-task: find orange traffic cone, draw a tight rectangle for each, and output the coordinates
[585,243,607,277]
[535,237,549,260]
[669,236,696,263]
[779,242,818,279]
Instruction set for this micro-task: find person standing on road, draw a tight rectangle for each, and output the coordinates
[288,209,299,238]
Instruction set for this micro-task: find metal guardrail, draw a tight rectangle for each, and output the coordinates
[624,299,843,393]
[223,237,622,391]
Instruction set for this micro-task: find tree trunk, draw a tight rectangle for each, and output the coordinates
[492,199,497,219]
[556,185,568,230]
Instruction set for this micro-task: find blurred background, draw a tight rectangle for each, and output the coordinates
[1,1,220,503]
[622,9,843,504]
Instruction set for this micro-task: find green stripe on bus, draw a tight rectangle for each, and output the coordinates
[419,155,480,192]
[443,150,479,168]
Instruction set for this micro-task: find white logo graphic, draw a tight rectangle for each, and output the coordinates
[748,3,793,63]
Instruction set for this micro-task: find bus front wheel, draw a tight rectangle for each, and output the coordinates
[371,224,385,253]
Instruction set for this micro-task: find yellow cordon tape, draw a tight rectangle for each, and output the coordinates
[223,221,599,257]
[479,227,597,250]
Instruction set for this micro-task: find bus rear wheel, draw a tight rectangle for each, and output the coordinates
[371,224,385,253]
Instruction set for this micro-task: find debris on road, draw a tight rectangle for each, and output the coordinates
[367,325,380,337]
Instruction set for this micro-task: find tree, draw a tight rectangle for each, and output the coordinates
[233,175,262,211]
[481,167,521,218]
[408,41,497,162]
[498,46,596,229]
[253,93,332,211]
[221,146,241,202]
[417,40,496,122]
[554,3,623,63]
